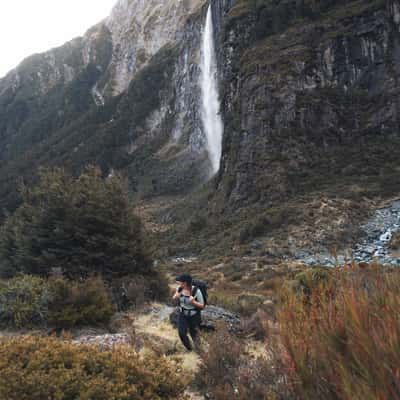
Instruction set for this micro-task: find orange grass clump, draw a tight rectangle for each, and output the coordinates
[279,266,400,400]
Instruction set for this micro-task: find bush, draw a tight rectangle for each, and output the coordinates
[0,335,187,400]
[144,271,170,302]
[239,217,269,244]
[196,324,242,396]
[0,275,114,330]
[111,276,147,311]
[237,293,264,316]
[196,324,291,400]
[235,355,291,400]
[0,166,151,280]
[0,275,49,328]
[292,267,332,296]
[208,288,264,316]
[238,208,289,244]
[48,276,114,329]
[187,215,208,233]
[111,271,170,311]
[240,309,269,341]
[279,267,400,400]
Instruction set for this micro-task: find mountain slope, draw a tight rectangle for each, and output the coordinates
[217,0,400,209]
[0,0,214,213]
[0,0,399,260]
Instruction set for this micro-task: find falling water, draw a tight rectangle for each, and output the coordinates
[200,4,223,175]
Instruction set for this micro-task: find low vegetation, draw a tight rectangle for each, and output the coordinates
[47,277,114,330]
[0,166,398,400]
[196,323,291,400]
[0,275,49,329]
[0,166,171,330]
[0,275,114,330]
[0,335,186,400]
[279,265,400,400]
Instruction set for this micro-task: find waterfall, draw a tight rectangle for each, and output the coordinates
[200,4,223,175]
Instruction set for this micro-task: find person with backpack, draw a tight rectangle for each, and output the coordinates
[173,273,206,351]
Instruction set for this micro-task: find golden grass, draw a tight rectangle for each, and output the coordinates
[279,265,400,400]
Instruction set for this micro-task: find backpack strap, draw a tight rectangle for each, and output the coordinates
[191,286,204,313]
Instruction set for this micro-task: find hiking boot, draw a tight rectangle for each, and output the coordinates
[193,338,202,353]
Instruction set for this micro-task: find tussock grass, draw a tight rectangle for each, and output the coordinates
[279,265,400,399]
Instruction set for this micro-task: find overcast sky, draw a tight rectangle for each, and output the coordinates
[0,0,117,78]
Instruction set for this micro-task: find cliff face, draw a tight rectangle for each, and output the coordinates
[103,0,203,96]
[0,0,216,210]
[0,0,399,255]
[216,0,400,211]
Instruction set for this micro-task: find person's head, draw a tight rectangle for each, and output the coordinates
[176,273,192,290]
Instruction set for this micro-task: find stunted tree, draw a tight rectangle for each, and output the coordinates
[0,166,150,279]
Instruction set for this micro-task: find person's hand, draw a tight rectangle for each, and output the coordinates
[172,290,181,300]
[189,296,195,304]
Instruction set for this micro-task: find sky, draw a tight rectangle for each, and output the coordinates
[0,0,117,78]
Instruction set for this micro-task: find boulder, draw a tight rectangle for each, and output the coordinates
[169,305,241,333]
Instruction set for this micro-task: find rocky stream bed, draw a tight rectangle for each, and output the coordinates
[294,200,400,267]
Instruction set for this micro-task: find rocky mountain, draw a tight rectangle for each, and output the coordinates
[217,0,400,209]
[0,0,400,259]
[0,0,211,208]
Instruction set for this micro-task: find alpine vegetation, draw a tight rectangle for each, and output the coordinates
[1,0,400,399]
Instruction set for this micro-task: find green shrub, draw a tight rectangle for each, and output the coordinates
[0,166,151,280]
[0,275,49,328]
[187,215,208,233]
[238,209,289,244]
[237,293,264,316]
[208,285,264,316]
[0,275,114,330]
[111,276,147,311]
[0,335,187,400]
[111,271,170,311]
[48,276,114,329]
[293,267,332,295]
[145,271,170,302]
[239,217,269,244]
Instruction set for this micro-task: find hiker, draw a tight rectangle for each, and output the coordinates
[173,273,205,351]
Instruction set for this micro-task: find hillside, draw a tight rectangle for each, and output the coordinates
[0,2,400,398]
[0,0,399,262]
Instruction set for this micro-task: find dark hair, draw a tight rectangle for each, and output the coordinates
[176,273,192,285]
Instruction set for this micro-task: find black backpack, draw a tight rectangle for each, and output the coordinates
[192,279,208,306]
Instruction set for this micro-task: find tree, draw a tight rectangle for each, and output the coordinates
[0,166,151,279]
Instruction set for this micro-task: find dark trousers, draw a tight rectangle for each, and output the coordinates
[178,311,201,350]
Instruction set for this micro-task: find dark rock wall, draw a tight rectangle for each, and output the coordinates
[0,0,399,221]
[215,0,400,210]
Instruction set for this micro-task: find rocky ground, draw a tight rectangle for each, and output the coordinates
[292,199,400,267]
[0,302,240,399]
[353,200,400,265]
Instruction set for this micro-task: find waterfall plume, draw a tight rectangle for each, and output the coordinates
[200,4,224,175]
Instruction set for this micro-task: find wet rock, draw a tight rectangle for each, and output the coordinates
[351,201,400,265]
[293,200,400,266]
[380,231,392,242]
[169,305,241,333]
